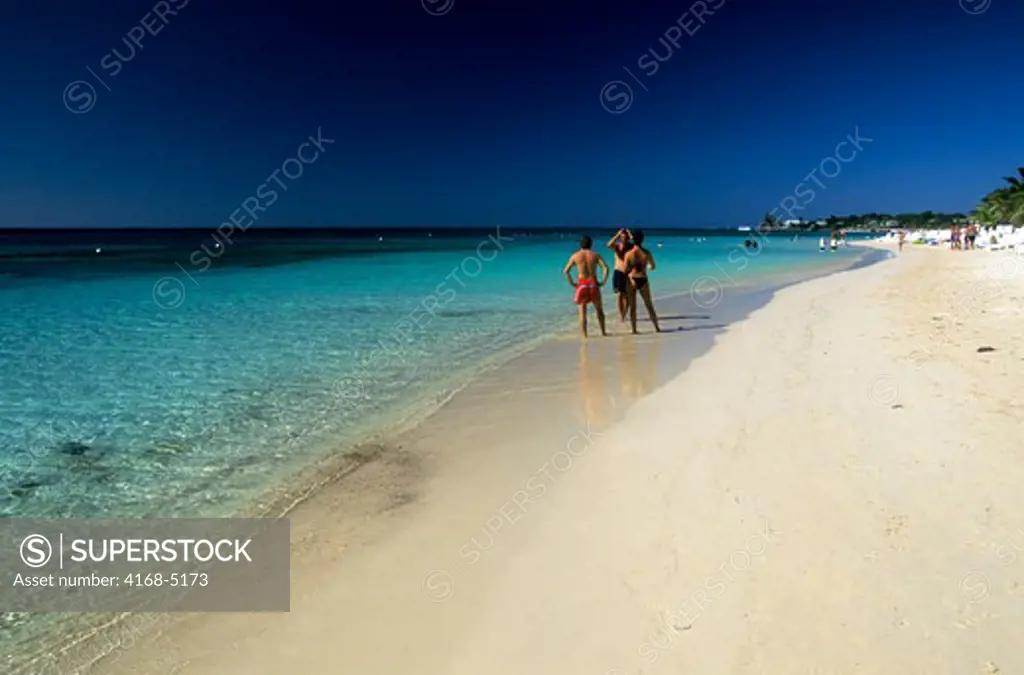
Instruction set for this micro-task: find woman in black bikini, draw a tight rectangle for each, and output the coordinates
[624,230,661,334]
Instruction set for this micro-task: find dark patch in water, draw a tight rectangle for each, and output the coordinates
[8,480,44,498]
[349,305,389,315]
[57,441,92,456]
[435,308,498,318]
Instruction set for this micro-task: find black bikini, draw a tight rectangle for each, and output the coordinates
[629,247,649,291]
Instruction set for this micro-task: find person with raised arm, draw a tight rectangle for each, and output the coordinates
[606,227,633,321]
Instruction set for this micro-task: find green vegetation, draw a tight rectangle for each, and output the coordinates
[759,211,967,231]
[974,167,1024,226]
[754,166,1023,231]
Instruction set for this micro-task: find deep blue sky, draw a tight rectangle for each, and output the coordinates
[2,0,1022,228]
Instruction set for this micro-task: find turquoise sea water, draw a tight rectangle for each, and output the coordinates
[0,229,867,521]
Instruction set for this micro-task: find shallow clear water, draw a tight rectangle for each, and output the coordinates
[0,228,873,661]
[0,229,864,520]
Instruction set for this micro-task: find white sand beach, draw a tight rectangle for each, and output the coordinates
[89,245,1024,674]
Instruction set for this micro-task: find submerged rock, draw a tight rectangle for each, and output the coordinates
[9,480,43,498]
[57,441,91,456]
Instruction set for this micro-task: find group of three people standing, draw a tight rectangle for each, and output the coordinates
[563,228,661,338]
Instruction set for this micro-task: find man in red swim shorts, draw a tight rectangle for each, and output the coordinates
[563,235,610,338]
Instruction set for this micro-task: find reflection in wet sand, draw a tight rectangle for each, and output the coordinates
[618,334,660,401]
[576,334,663,430]
[578,342,614,429]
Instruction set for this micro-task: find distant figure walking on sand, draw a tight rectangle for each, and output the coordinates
[898,230,906,252]
[606,227,633,321]
[965,223,977,250]
[624,230,661,334]
[564,235,610,338]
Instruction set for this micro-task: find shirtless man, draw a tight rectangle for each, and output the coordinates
[606,227,633,321]
[897,229,906,252]
[563,235,610,338]
[623,229,661,334]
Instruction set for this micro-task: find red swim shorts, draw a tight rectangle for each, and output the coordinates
[574,279,600,305]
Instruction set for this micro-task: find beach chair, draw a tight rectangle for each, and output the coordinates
[1009,230,1024,253]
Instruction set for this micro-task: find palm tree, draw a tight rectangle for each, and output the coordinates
[1006,168,1024,225]
[975,199,1000,226]
[975,167,1024,227]
[761,211,779,230]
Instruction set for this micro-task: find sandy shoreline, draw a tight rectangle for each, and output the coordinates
[41,243,1024,673]
[5,247,869,673]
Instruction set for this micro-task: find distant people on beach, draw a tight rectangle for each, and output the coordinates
[563,235,610,338]
[819,236,826,252]
[897,230,906,252]
[951,225,962,250]
[606,228,634,322]
[965,223,978,250]
[623,230,661,334]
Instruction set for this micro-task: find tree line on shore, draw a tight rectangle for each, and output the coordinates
[759,211,968,231]
[974,167,1024,226]
[757,166,1023,231]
